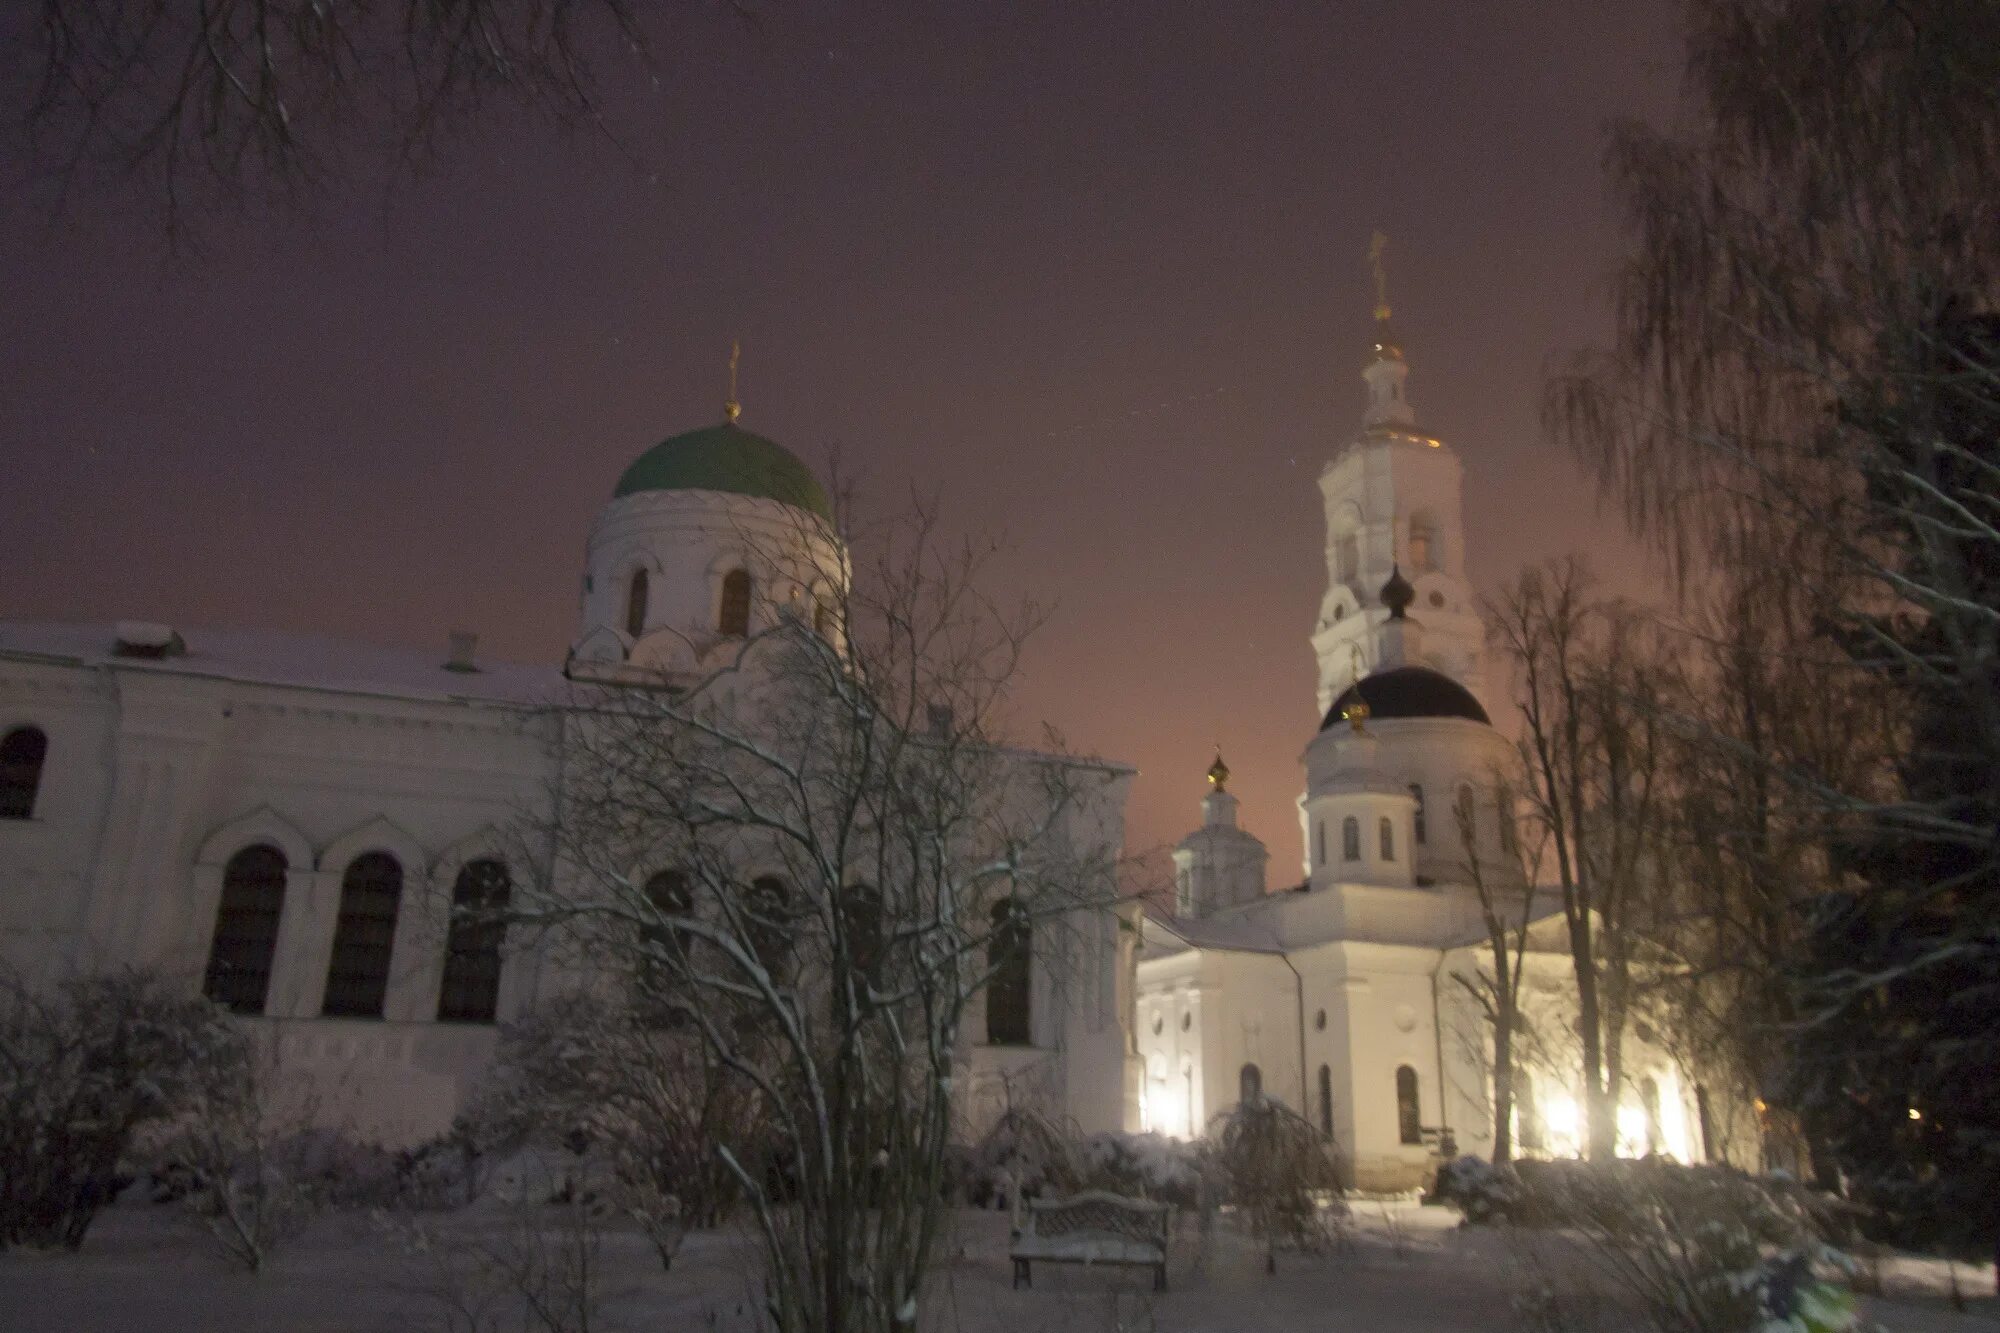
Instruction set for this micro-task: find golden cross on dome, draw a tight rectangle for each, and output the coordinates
[1368,231,1392,323]
[724,340,743,423]
[1206,748,1231,792]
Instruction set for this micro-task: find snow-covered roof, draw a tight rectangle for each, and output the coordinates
[1143,905,1287,955]
[0,621,567,710]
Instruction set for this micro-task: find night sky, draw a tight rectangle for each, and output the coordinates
[0,2,1679,883]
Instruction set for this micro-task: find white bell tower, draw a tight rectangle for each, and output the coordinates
[1310,236,1486,717]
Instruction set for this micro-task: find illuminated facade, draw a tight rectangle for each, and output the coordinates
[1137,299,1734,1188]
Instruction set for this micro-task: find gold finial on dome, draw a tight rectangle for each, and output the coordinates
[724,340,743,423]
[1341,642,1371,733]
[1206,749,1231,792]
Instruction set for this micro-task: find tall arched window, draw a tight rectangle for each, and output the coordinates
[1517,1067,1544,1152]
[1341,816,1361,861]
[1408,512,1438,574]
[1496,783,1518,854]
[744,875,794,983]
[322,852,402,1018]
[1640,1075,1663,1157]
[624,569,649,637]
[1336,531,1360,584]
[1456,784,1477,846]
[0,726,47,820]
[438,859,510,1023]
[843,883,885,993]
[637,869,694,1022]
[203,844,289,1014]
[1410,784,1426,844]
[1239,1062,1262,1103]
[1396,1065,1423,1145]
[986,897,1031,1046]
[1318,1064,1334,1142]
[718,569,752,636]
[1379,816,1395,861]
[1315,820,1326,867]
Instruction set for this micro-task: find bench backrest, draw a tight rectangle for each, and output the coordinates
[1023,1191,1169,1244]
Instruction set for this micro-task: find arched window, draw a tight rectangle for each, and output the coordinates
[1379,816,1395,861]
[322,852,402,1018]
[1517,1067,1544,1152]
[624,569,649,638]
[438,859,510,1023]
[718,568,752,636]
[843,883,885,994]
[1315,820,1326,867]
[1341,816,1361,861]
[744,875,794,984]
[1410,784,1426,844]
[1408,512,1438,574]
[203,845,290,1014]
[1456,784,1477,846]
[636,869,694,1021]
[1396,1065,1423,1145]
[1336,531,1360,584]
[1239,1062,1262,1103]
[1640,1075,1663,1157]
[1496,783,1518,854]
[986,897,1031,1046]
[1318,1064,1334,1142]
[0,726,47,820]
[813,598,833,637]
[640,869,693,955]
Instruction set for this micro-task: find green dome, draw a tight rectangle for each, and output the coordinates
[613,422,831,520]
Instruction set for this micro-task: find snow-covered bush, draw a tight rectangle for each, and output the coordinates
[1429,1154,1522,1224]
[1073,1131,1205,1207]
[1535,1160,1836,1333]
[0,968,243,1251]
[967,1105,1078,1207]
[1207,1095,1346,1274]
[479,995,764,1236]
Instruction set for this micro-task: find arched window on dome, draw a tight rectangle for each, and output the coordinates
[1240,1062,1262,1104]
[322,852,402,1018]
[1379,816,1395,862]
[0,725,47,820]
[203,844,289,1014]
[1496,782,1518,855]
[1410,784,1426,844]
[1456,783,1477,848]
[438,859,510,1023]
[719,569,752,636]
[624,569,649,638]
[1396,1065,1423,1145]
[1408,511,1439,574]
[1341,816,1360,862]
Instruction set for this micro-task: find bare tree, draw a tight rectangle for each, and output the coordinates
[1448,777,1541,1164]
[516,501,1128,1332]
[1486,559,1678,1161]
[10,0,656,240]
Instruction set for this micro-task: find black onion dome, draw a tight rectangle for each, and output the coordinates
[1379,564,1415,618]
[1321,665,1490,730]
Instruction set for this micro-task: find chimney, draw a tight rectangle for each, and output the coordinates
[444,631,480,673]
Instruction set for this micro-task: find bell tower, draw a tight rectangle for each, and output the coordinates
[1309,237,1486,716]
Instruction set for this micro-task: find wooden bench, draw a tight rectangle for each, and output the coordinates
[1009,1190,1170,1292]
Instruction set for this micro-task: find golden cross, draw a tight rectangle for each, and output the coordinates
[1342,642,1371,733]
[725,340,742,423]
[1368,231,1391,322]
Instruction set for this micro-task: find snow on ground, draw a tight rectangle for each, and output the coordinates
[0,1198,1992,1332]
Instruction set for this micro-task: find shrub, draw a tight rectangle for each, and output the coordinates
[1207,1095,1345,1273]
[0,968,243,1251]
[1429,1154,1522,1224]
[1073,1131,1206,1208]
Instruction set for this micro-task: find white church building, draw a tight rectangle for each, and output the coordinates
[1136,308,1719,1189]
[0,396,1133,1146]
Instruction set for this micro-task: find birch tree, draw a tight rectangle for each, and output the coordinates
[516,504,1127,1332]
